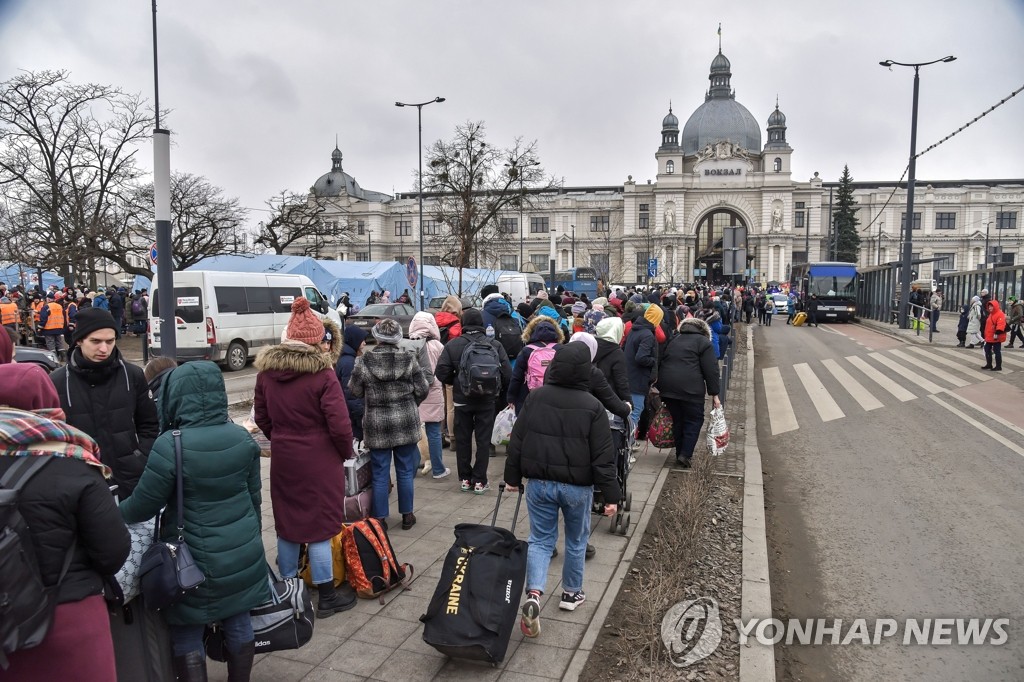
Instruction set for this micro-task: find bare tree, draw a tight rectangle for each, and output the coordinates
[253,190,347,256]
[423,121,554,293]
[0,70,153,280]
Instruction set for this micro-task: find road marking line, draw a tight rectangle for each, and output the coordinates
[793,363,845,422]
[761,367,799,435]
[887,349,970,387]
[941,391,1024,441]
[903,346,994,381]
[845,356,917,402]
[993,352,1024,369]
[928,394,1024,459]
[821,358,884,411]
[933,346,1016,373]
[868,352,947,394]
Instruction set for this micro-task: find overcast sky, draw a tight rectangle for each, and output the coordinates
[2,0,1022,227]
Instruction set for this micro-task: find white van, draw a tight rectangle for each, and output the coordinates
[148,271,341,371]
[494,272,547,305]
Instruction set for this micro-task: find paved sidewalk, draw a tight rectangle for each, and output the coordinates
[856,317,938,345]
[208,438,672,681]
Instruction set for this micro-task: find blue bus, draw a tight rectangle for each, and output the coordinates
[552,267,599,299]
[789,261,858,322]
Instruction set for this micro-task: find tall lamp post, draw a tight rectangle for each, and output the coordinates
[877,221,884,265]
[879,55,956,328]
[395,96,446,311]
[984,220,992,269]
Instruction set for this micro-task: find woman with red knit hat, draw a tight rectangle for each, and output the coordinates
[254,297,355,618]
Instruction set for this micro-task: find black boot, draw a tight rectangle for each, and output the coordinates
[316,581,356,619]
[173,651,208,682]
[586,544,596,560]
[225,641,255,682]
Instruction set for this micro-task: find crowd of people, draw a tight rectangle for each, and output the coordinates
[0,281,150,360]
[0,274,783,679]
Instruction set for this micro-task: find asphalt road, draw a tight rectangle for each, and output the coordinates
[755,319,1024,681]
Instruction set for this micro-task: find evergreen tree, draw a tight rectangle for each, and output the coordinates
[833,165,861,263]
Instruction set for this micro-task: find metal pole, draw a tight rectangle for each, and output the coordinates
[417,104,424,311]
[984,221,990,269]
[898,66,921,329]
[519,173,524,271]
[826,186,834,261]
[152,1,175,359]
[877,222,883,265]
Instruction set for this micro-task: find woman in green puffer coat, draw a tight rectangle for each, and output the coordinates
[120,361,269,682]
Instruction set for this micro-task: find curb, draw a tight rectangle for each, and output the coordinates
[855,319,932,346]
[563,454,672,681]
[738,324,776,681]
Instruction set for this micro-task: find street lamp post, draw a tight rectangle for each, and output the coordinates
[877,221,884,265]
[395,96,446,311]
[879,55,956,328]
[984,220,991,268]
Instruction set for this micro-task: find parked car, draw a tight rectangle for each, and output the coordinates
[426,295,481,312]
[347,303,417,340]
[771,294,789,314]
[14,345,60,373]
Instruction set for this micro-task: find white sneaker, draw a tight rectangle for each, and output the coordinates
[432,467,451,479]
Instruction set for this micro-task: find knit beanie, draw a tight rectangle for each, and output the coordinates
[0,363,62,411]
[0,327,12,364]
[462,308,484,329]
[569,332,598,361]
[480,284,499,298]
[371,317,403,345]
[571,301,587,315]
[285,297,325,346]
[72,307,119,343]
[343,324,368,350]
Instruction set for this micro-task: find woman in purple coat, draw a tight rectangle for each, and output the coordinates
[254,298,354,618]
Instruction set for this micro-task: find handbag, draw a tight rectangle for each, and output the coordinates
[113,518,156,605]
[205,564,313,661]
[344,449,371,497]
[139,430,205,610]
[647,405,675,449]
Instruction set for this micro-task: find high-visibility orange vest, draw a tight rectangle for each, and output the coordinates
[42,302,66,331]
[32,300,44,323]
[0,301,17,326]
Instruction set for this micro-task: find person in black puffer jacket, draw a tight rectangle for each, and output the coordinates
[0,363,130,682]
[336,324,369,442]
[504,343,620,637]
[49,308,159,498]
[594,317,630,405]
[656,317,722,467]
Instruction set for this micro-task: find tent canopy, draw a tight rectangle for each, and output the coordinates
[0,263,65,290]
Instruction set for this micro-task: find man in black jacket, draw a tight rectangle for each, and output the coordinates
[50,307,159,498]
[623,305,661,429]
[435,308,512,494]
[504,343,619,638]
[656,317,722,466]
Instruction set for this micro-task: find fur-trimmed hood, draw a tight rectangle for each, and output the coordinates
[255,339,334,380]
[522,314,565,344]
[323,319,342,363]
[679,316,713,340]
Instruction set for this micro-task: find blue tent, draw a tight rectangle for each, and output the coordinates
[187,254,337,298]
[0,263,65,291]
[315,260,409,308]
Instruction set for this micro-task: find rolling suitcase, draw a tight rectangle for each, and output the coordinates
[420,483,527,664]
[108,596,175,682]
[792,311,808,327]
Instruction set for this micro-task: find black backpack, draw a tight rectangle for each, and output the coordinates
[491,316,524,360]
[131,298,145,316]
[458,337,502,399]
[0,457,76,669]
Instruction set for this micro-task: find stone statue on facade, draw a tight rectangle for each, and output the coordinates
[664,204,676,232]
[771,206,782,232]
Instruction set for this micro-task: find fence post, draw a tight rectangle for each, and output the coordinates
[720,356,730,405]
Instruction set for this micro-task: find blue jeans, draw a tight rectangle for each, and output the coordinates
[170,611,253,656]
[423,422,445,475]
[930,310,940,332]
[525,479,591,595]
[370,442,418,519]
[277,537,333,585]
[629,393,646,435]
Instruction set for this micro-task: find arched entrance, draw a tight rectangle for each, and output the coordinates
[695,208,750,283]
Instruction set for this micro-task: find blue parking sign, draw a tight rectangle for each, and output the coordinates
[647,258,658,278]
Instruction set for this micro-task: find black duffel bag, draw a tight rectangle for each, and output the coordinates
[205,565,313,661]
[420,484,526,664]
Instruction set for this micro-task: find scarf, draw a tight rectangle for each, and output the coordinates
[0,407,111,478]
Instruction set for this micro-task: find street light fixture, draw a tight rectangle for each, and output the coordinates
[395,96,445,311]
[879,55,956,328]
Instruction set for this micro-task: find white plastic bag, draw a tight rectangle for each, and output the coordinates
[706,405,729,456]
[491,406,516,446]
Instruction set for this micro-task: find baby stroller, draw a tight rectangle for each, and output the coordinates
[593,411,636,535]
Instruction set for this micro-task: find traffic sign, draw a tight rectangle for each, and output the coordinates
[406,257,418,288]
[647,258,658,278]
[149,243,158,265]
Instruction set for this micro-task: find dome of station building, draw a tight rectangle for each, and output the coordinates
[680,50,762,155]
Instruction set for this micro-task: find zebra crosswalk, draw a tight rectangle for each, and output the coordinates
[760,345,1015,436]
